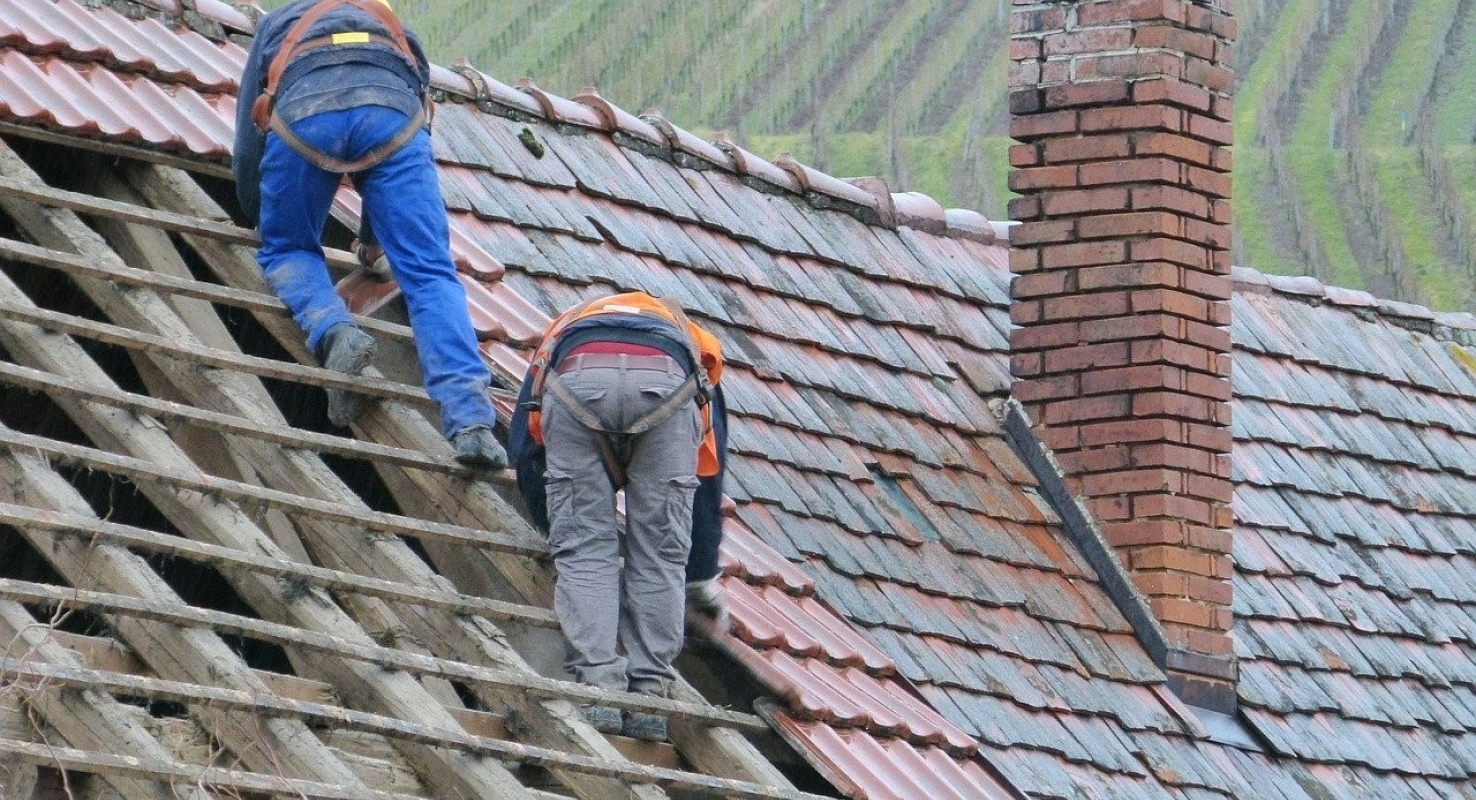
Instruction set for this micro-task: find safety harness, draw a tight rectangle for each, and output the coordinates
[250,0,431,174]
[529,295,713,489]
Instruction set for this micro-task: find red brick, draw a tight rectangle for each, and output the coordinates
[1101,518,1188,547]
[1010,163,1081,192]
[1185,56,1233,93]
[1150,596,1215,628]
[1009,246,1042,274]
[1009,194,1043,222]
[1186,3,1237,39]
[1011,59,1042,88]
[1042,133,1133,163]
[1079,314,1175,346]
[1013,269,1074,300]
[1012,372,1081,403]
[1185,217,1233,251]
[1075,51,1185,83]
[1080,417,1177,448]
[1078,210,1185,239]
[1186,526,1234,561]
[1132,390,1212,421]
[1042,186,1132,216]
[1081,363,1181,395]
[1042,240,1128,268]
[1086,493,1132,521]
[1011,38,1043,62]
[1010,109,1080,141]
[1044,27,1134,56]
[1210,248,1234,274]
[1009,218,1078,246]
[1130,339,1222,372]
[1010,143,1042,167]
[1185,422,1233,453]
[1211,94,1234,126]
[1077,261,1184,293]
[1130,287,1212,321]
[1185,372,1232,402]
[1042,290,1131,320]
[1187,110,1233,144]
[1129,237,1209,270]
[1010,298,1042,325]
[1132,131,1213,167]
[1010,319,1081,349]
[1133,24,1219,60]
[1182,628,1235,656]
[1043,394,1133,425]
[1133,570,1190,597]
[1132,75,1213,113]
[1187,575,1232,605]
[1044,341,1131,374]
[1210,197,1232,224]
[1182,318,1233,351]
[1039,423,1082,452]
[1128,442,1214,474]
[1083,467,1183,495]
[1041,60,1072,84]
[1045,79,1134,109]
[1132,184,1211,218]
[1079,0,1186,26]
[1056,444,1131,475]
[1186,472,1234,503]
[1012,351,1044,378]
[1080,157,1181,187]
[1082,102,1183,134]
[1180,268,1232,300]
[1010,88,1045,114]
[1134,492,1214,525]
[1011,6,1068,35]
[1185,163,1232,198]
[1132,544,1217,574]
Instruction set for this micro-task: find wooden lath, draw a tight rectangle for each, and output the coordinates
[0,142,801,795]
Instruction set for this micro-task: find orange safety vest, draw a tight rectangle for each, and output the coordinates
[527,292,724,477]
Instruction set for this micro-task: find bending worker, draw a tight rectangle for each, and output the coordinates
[233,0,506,469]
[509,291,729,742]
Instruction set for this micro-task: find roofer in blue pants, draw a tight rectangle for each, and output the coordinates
[509,292,732,742]
[233,0,505,469]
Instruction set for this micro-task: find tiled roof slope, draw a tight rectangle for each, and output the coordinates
[4,2,1476,800]
[1229,269,1476,796]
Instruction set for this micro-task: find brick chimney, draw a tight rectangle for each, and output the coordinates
[1007,0,1238,707]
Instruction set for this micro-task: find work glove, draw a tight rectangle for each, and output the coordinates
[355,241,393,280]
[685,578,729,633]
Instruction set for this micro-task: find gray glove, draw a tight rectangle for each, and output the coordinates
[686,578,729,633]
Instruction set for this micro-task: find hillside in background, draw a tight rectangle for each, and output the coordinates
[264,0,1476,312]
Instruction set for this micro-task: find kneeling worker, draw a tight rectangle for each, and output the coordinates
[509,292,729,742]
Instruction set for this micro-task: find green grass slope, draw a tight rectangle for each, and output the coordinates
[256,0,1476,312]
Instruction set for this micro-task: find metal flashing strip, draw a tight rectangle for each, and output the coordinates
[999,400,1238,696]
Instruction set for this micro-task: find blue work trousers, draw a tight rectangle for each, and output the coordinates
[256,106,496,438]
[541,354,701,696]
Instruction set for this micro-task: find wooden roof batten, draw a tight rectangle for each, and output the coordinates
[0,137,810,797]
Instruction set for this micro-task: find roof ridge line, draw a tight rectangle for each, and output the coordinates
[1231,265,1476,346]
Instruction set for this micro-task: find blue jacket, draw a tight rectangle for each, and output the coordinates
[233,0,431,228]
[508,315,729,584]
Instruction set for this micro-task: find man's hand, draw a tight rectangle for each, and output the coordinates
[685,578,729,633]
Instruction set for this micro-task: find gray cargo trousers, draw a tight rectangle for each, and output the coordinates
[541,352,701,696]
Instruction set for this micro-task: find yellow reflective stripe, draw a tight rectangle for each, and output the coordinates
[331,32,371,44]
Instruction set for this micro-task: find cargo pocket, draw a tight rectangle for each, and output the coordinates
[544,470,577,555]
[657,475,700,564]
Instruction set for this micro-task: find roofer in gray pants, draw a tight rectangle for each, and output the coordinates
[508,292,730,742]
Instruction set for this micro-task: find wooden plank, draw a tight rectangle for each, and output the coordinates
[0,297,431,405]
[133,161,800,794]
[0,658,825,800]
[0,578,766,734]
[0,235,409,341]
[0,122,234,181]
[0,425,543,558]
[0,737,427,800]
[0,359,472,479]
[0,502,557,629]
[0,601,224,800]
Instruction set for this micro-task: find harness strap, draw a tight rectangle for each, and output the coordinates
[251,0,431,173]
[545,372,700,489]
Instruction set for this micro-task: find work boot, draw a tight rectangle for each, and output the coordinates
[620,711,668,743]
[451,425,508,470]
[579,705,623,735]
[315,323,377,427]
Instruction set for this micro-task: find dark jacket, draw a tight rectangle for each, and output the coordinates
[508,315,730,584]
[233,0,430,227]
